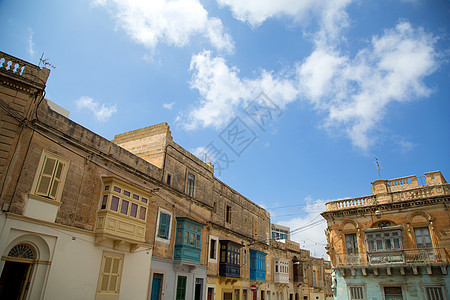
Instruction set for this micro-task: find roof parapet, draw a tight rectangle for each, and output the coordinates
[0,51,50,90]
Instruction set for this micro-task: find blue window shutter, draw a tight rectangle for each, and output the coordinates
[158,213,171,239]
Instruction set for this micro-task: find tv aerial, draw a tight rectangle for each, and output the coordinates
[38,53,56,69]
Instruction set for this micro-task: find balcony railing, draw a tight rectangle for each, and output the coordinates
[334,248,448,267]
[325,184,449,212]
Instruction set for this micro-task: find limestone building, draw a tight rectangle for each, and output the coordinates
[322,171,449,300]
[0,51,330,300]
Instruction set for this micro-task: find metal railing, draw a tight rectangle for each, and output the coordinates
[334,247,448,267]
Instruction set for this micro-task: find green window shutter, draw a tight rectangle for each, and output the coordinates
[176,276,187,300]
[158,213,171,239]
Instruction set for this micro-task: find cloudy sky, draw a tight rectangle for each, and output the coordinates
[1,0,449,258]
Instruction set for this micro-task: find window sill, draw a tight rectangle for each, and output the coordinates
[28,193,62,207]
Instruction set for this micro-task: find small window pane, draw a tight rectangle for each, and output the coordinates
[111,196,119,211]
[120,200,129,215]
[133,194,139,200]
[101,195,108,209]
[105,185,110,191]
[130,203,138,217]
[176,230,182,244]
[393,239,400,249]
[141,197,148,204]
[113,186,121,193]
[139,207,146,220]
[386,239,392,250]
[123,190,130,197]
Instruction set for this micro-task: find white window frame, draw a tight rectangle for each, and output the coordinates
[209,235,219,262]
[31,150,69,202]
[207,285,216,300]
[266,256,271,274]
[155,208,173,243]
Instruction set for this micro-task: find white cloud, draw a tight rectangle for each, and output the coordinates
[184,50,298,129]
[300,22,438,150]
[217,0,351,28]
[163,102,175,110]
[27,29,35,57]
[76,96,117,122]
[95,0,233,52]
[184,21,438,150]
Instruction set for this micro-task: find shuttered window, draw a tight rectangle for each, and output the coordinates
[349,286,365,299]
[97,252,124,294]
[33,151,69,201]
[414,227,432,248]
[425,287,444,300]
[158,212,171,239]
[176,276,187,300]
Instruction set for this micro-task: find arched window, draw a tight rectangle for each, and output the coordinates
[8,244,35,260]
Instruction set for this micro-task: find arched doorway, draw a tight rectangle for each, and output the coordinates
[0,244,36,300]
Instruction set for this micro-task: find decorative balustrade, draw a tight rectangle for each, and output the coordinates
[387,175,419,192]
[325,196,375,211]
[325,184,449,211]
[0,51,49,89]
[334,247,448,267]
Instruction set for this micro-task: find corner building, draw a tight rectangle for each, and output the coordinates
[322,171,449,300]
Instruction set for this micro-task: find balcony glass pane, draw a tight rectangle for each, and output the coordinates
[111,196,119,211]
[120,200,129,215]
[130,203,138,217]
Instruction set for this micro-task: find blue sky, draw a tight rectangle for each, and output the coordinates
[1,0,449,258]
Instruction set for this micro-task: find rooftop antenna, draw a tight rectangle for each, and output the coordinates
[38,53,56,69]
[375,158,381,179]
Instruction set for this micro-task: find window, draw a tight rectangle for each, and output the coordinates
[32,150,69,201]
[208,287,215,300]
[243,249,248,265]
[176,276,187,300]
[414,227,432,248]
[384,287,403,300]
[97,252,124,295]
[425,287,444,300]
[267,257,270,274]
[349,286,364,299]
[99,177,149,221]
[345,234,358,254]
[167,174,171,185]
[174,218,204,263]
[254,219,258,235]
[226,205,231,223]
[156,209,172,241]
[187,173,195,197]
[312,270,316,287]
[209,237,218,261]
[365,229,403,251]
[250,250,267,281]
[272,228,289,240]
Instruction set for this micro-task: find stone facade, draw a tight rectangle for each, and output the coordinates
[322,171,449,300]
[0,51,330,300]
